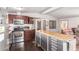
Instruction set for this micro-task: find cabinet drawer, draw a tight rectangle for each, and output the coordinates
[49,43,58,47]
[51,46,57,50]
[49,37,57,42]
[49,46,57,51]
[49,40,57,44]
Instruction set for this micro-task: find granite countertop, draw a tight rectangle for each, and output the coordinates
[37,30,75,41]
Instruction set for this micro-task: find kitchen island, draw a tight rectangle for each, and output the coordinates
[35,30,76,51]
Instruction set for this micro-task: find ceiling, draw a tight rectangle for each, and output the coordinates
[1,7,79,19]
[6,7,50,13]
[48,7,79,18]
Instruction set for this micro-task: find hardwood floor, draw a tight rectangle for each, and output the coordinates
[9,40,79,51]
[9,40,43,51]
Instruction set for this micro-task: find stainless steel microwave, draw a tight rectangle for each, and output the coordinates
[13,19,24,25]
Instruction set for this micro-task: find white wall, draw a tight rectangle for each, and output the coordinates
[60,17,79,28]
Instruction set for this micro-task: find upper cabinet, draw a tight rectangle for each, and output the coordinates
[8,14,33,24]
[43,20,46,30]
[49,20,56,29]
[37,20,41,30]
[28,17,34,24]
[8,14,14,23]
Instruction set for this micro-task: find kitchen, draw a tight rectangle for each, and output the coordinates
[0,7,79,51]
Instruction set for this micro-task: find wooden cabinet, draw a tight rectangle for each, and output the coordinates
[28,18,34,24]
[8,14,33,24]
[24,16,29,24]
[24,30,35,41]
[8,14,14,23]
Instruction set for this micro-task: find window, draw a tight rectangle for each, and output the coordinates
[49,20,56,29]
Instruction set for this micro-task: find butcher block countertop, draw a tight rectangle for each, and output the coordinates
[36,30,75,41]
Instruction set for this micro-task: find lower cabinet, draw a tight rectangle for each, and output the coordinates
[35,32,68,51]
[48,37,64,51]
[57,40,63,51]
[36,31,76,51]
[36,33,64,51]
[41,34,47,51]
[36,34,41,46]
[24,30,35,41]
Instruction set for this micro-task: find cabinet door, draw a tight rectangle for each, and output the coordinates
[37,21,41,30]
[57,40,63,51]
[36,34,41,45]
[29,18,33,24]
[43,20,46,30]
[35,31,41,47]
[9,19,13,24]
[24,31,32,41]
[24,17,29,24]
[41,34,47,51]
[24,30,35,41]
[8,15,13,24]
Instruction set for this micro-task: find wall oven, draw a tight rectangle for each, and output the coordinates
[13,19,24,25]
